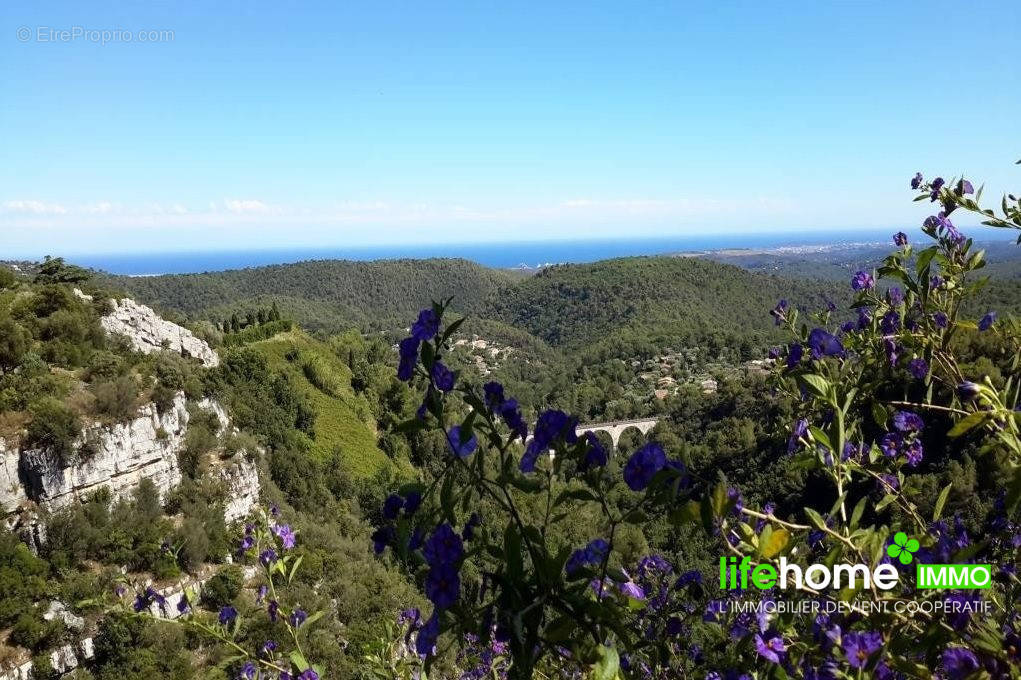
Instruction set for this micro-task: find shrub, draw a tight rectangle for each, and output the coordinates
[300,352,344,397]
[0,317,30,374]
[199,564,244,608]
[25,397,81,462]
[0,266,16,290]
[90,375,140,422]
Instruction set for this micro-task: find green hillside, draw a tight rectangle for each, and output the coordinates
[107,258,515,332]
[478,256,846,349]
[245,329,400,479]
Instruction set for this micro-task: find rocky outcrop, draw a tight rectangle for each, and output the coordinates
[0,439,27,514]
[19,393,190,513]
[100,297,220,368]
[3,395,259,527]
[217,455,261,524]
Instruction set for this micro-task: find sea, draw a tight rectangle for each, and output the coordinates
[51,226,1015,276]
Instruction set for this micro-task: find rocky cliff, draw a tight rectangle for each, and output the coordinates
[19,393,190,514]
[2,393,259,538]
[100,296,220,368]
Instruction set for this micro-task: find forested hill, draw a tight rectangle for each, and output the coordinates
[478,256,846,349]
[107,258,514,332]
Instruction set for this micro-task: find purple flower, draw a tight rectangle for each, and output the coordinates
[888,287,903,306]
[423,523,463,566]
[297,671,319,680]
[580,432,608,470]
[256,585,268,604]
[786,343,803,368]
[260,639,278,657]
[403,490,422,515]
[839,320,855,334]
[930,177,945,201]
[397,336,420,381]
[979,311,997,331]
[382,494,404,520]
[239,534,254,552]
[892,410,924,432]
[623,443,666,491]
[956,179,974,195]
[788,418,808,453]
[768,346,780,359]
[770,299,789,325]
[273,523,296,549]
[941,647,979,679]
[883,338,899,365]
[754,630,786,664]
[425,563,461,609]
[446,425,478,458]
[930,275,944,289]
[904,438,923,466]
[584,538,610,563]
[483,381,505,409]
[521,410,577,471]
[618,576,645,600]
[238,661,256,680]
[259,548,277,566]
[807,328,845,359]
[416,612,440,656]
[880,432,901,458]
[843,441,863,462]
[177,593,191,614]
[857,307,872,330]
[371,525,394,554]
[461,513,481,541]
[934,311,949,328]
[908,358,928,380]
[893,232,908,247]
[880,311,900,334]
[219,605,238,625]
[911,172,923,189]
[957,381,981,401]
[851,271,875,291]
[289,609,307,628]
[498,398,527,440]
[432,361,455,391]
[411,308,440,342]
[843,631,883,669]
[267,599,279,622]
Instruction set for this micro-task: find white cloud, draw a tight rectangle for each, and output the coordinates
[223,199,270,214]
[3,199,68,215]
[82,201,117,215]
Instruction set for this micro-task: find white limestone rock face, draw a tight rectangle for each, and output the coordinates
[101,297,220,368]
[0,438,28,514]
[43,601,85,633]
[20,393,190,512]
[217,455,260,524]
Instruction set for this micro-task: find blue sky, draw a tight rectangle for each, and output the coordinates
[2,1,1019,256]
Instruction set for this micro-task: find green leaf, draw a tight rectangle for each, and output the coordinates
[592,645,620,680]
[288,554,303,583]
[798,374,831,399]
[290,651,309,671]
[948,411,989,437]
[760,527,790,559]
[850,497,867,529]
[803,506,827,532]
[915,246,939,276]
[932,483,952,521]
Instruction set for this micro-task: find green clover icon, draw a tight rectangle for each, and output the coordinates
[886,532,920,564]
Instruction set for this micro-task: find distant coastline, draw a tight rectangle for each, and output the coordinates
[12,227,1016,277]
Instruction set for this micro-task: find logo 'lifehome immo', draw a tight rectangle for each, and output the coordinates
[719,532,992,592]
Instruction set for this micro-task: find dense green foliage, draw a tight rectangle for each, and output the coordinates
[107,258,514,333]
